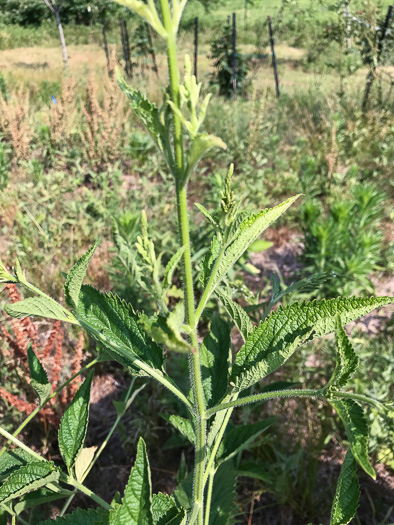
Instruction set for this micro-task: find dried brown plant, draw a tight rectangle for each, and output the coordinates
[81,71,131,167]
[49,76,78,147]
[0,285,84,428]
[0,89,33,164]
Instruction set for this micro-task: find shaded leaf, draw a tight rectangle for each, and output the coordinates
[109,438,152,525]
[163,415,195,445]
[231,296,393,393]
[330,450,360,525]
[152,493,185,525]
[326,317,359,391]
[64,241,99,310]
[148,303,192,354]
[37,508,109,525]
[194,204,221,231]
[185,133,226,182]
[200,314,231,408]
[330,399,375,479]
[215,289,253,342]
[0,461,60,505]
[58,371,93,471]
[14,487,73,516]
[27,345,51,404]
[209,462,236,525]
[0,450,34,482]
[163,246,186,292]
[217,418,275,466]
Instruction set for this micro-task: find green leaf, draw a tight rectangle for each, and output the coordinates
[215,289,253,342]
[27,345,52,404]
[109,438,153,525]
[148,303,192,354]
[0,462,60,505]
[14,487,73,516]
[117,72,166,155]
[200,314,231,408]
[64,241,99,310]
[0,450,34,482]
[152,493,185,525]
[77,286,164,372]
[184,133,226,182]
[326,317,359,391]
[209,462,236,525]
[216,418,275,466]
[194,204,221,231]
[248,240,273,253]
[163,246,186,292]
[200,236,221,288]
[236,461,274,484]
[329,399,375,479]
[231,296,393,393]
[163,415,195,445]
[37,508,109,525]
[58,371,93,471]
[5,296,72,323]
[330,450,360,525]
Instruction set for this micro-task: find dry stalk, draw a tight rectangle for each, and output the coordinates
[49,76,78,147]
[0,89,33,164]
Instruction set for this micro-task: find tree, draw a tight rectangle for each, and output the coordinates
[43,0,68,66]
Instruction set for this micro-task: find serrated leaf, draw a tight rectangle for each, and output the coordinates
[0,461,60,505]
[203,196,300,298]
[330,399,375,479]
[117,72,166,155]
[64,241,99,310]
[0,450,34,482]
[231,296,393,393]
[77,286,164,372]
[194,204,221,231]
[163,246,186,292]
[5,296,72,323]
[215,289,253,342]
[209,462,236,525]
[236,461,274,484]
[75,446,97,482]
[185,133,226,182]
[109,438,152,525]
[200,314,231,408]
[164,415,195,445]
[330,450,360,525]
[217,418,275,466]
[58,371,93,471]
[152,493,185,525]
[37,508,109,525]
[148,303,192,354]
[200,236,221,288]
[327,317,359,391]
[27,345,52,404]
[14,486,73,515]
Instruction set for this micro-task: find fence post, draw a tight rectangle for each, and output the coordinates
[101,17,111,76]
[194,17,199,80]
[268,15,280,98]
[362,5,393,110]
[232,12,237,96]
[119,19,132,78]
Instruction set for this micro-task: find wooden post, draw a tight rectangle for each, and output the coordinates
[362,5,393,110]
[119,19,132,78]
[232,12,237,96]
[101,17,111,75]
[147,25,159,76]
[268,15,280,98]
[194,17,199,80]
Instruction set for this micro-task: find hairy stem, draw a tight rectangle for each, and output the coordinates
[195,244,226,325]
[159,2,206,522]
[204,468,215,525]
[0,358,99,460]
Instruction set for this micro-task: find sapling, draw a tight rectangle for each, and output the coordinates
[0,1,393,524]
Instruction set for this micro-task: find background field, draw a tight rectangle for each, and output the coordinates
[0,0,393,523]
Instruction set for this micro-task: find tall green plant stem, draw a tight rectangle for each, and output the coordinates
[159,1,206,522]
[0,358,99,460]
